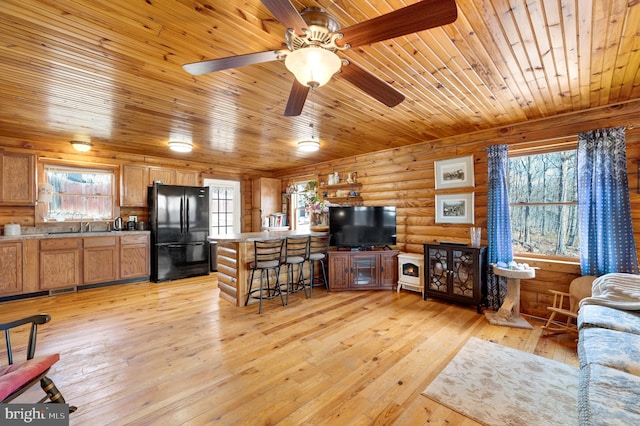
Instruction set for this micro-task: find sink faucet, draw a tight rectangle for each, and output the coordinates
[71,211,89,233]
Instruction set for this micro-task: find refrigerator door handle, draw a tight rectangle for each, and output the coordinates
[166,242,204,248]
[180,198,184,233]
[186,198,190,233]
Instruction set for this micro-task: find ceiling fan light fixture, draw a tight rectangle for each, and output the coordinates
[285,47,342,88]
[297,140,320,152]
[168,141,193,153]
[70,140,92,152]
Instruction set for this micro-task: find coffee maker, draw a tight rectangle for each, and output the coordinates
[127,215,137,230]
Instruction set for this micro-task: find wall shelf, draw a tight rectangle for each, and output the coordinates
[323,182,362,205]
[325,182,362,190]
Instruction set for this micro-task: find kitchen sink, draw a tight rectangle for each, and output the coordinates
[45,230,113,236]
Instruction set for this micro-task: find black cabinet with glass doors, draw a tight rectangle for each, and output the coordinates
[423,243,487,313]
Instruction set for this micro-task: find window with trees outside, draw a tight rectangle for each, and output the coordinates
[43,164,115,221]
[508,149,579,258]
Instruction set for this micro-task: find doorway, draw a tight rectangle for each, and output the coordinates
[204,178,241,235]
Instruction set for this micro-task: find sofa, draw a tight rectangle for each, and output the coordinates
[577,273,640,425]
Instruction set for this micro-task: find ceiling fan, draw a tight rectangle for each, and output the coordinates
[183,0,458,116]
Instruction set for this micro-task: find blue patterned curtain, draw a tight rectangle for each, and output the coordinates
[577,127,639,276]
[486,144,513,310]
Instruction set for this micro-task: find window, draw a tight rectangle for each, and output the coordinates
[289,180,314,230]
[508,149,579,258]
[43,164,115,221]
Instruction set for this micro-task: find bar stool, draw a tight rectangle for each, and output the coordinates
[308,234,331,297]
[283,236,309,304]
[245,239,285,314]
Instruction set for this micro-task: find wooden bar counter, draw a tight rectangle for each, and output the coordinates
[208,230,327,307]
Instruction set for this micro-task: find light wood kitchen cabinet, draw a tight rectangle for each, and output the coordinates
[0,151,36,205]
[84,236,119,284]
[120,233,150,279]
[0,241,23,295]
[121,164,149,207]
[175,170,198,186]
[121,165,200,206]
[0,233,151,297]
[148,167,175,185]
[251,177,281,231]
[40,238,82,290]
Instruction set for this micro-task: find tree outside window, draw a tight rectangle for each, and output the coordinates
[508,149,579,258]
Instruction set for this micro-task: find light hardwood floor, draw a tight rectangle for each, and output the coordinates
[1,275,578,425]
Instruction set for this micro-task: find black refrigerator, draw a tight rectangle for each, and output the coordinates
[148,184,210,282]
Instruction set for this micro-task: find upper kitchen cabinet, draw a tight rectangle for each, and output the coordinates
[148,167,174,185]
[0,151,36,205]
[120,165,199,207]
[175,170,198,186]
[121,164,149,207]
[149,167,198,186]
[251,177,281,231]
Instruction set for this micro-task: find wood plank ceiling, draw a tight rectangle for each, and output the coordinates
[1,0,639,172]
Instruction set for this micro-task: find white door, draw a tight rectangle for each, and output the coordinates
[204,178,241,235]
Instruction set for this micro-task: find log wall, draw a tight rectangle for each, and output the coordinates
[274,100,640,318]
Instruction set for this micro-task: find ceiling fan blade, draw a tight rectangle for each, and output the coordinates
[261,0,308,36]
[284,80,310,116]
[340,62,404,108]
[183,50,282,75]
[338,0,458,48]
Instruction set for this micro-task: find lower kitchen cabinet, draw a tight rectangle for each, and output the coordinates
[0,241,23,295]
[40,238,82,290]
[328,250,398,290]
[120,233,150,279]
[0,232,151,297]
[84,236,119,284]
[424,243,487,313]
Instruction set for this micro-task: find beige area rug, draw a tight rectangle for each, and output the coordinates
[422,337,578,426]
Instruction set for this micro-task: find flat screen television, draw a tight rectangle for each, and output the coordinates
[329,206,397,248]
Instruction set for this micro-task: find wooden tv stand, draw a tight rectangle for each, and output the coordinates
[327,249,398,291]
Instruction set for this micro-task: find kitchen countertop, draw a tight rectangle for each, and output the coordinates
[208,229,327,243]
[0,230,150,241]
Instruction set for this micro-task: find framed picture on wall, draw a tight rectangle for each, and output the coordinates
[435,193,475,224]
[434,155,475,189]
